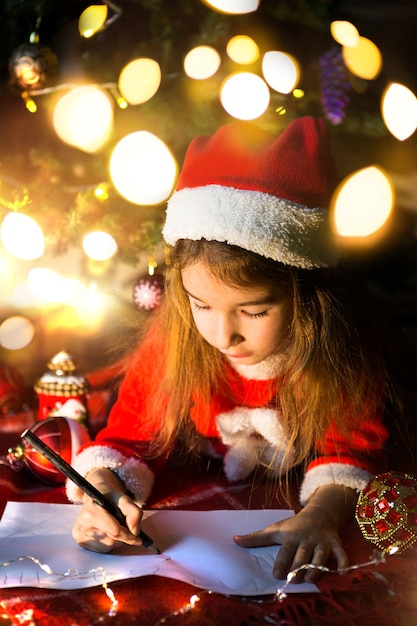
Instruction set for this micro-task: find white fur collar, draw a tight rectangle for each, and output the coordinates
[228,353,286,381]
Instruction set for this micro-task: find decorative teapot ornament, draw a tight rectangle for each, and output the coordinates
[34,351,89,426]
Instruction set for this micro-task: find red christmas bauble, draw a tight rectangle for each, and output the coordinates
[133,274,164,311]
[22,416,90,484]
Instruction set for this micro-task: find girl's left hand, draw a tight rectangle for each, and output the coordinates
[233,484,357,582]
[233,509,348,582]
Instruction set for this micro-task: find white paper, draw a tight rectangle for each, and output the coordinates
[0,502,318,595]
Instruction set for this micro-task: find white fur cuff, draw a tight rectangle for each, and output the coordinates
[299,462,373,506]
[65,445,154,505]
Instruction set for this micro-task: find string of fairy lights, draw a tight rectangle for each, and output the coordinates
[0,548,395,624]
[0,2,416,346]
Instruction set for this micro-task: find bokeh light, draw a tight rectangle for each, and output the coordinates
[381,82,417,141]
[342,36,382,80]
[53,86,114,153]
[109,131,178,205]
[226,35,259,65]
[118,58,161,105]
[1,212,44,260]
[220,72,270,120]
[330,20,360,47]
[0,316,35,350]
[333,166,393,237]
[27,268,66,303]
[184,46,221,79]
[78,5,108,38]
[203,0,259,14]
[82,231,118,261]
[262,51,300,94]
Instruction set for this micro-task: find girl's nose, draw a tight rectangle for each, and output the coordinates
[215,317,243,350]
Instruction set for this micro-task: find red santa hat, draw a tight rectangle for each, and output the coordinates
[163,116,340,269]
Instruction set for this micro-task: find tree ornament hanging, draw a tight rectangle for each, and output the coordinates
[133,273,164,311]
[318,46,351,125]
[34,351,90,426]
[356,471,417,555]
[7,416,90,484]
[8,42,58,91]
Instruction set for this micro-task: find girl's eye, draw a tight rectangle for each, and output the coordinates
[242,310,268,319]
[191,301,210,312]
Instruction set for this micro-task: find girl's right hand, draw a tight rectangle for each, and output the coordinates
[72,468,144,553]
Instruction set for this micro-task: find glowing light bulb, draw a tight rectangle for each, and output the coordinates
[342,36,382,80]
[220,72,270,120]
[226,35,259,65]
[330,20,359,47]
[53,86,113,153]
[184,46,221,79]
[203,0,259,14]
[82,231,118,261]
[0,212,44,260]
[28,268,65,303]
[109,131,177,205]
[381,82,417,141]
[0,316,35,350]
[262,51,300,94]
[118,58,161,105]
[78,5,108,38]
[333,166,393,237]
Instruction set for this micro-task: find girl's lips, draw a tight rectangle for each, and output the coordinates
[224,352,252,359]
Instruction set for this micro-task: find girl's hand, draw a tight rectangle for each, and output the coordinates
[233,484,357,582]
[72,468,143,553]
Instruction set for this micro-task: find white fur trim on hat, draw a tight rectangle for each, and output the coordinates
[163,185,339,269]
[65,445,154,506]
[299,462,373,506]
[217,407,293,481]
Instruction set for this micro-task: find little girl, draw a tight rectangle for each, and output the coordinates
[69,117,389,582]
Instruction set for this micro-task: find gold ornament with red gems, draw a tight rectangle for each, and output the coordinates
[356,471,417,554]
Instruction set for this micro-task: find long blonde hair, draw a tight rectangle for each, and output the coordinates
[147,239,386,470]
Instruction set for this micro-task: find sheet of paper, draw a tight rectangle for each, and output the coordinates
[0,502,318,596]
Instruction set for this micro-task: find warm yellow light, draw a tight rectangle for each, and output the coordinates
[226,35,259,65]
[203,0,259,14]
[333,166,393,237]
[78,5,108,38]
[60,279,88,307]
[82,231,118,261]
[0,212,44,260]
[28,268,65,303]
[342,36,382,80]
[109,131,178,205]
[184,46,221,79]
[76,281,105,329]
[53,86,114,153]
[94,184,109,200]
[0,316,35,350]
[262,51,300,94]
[118,58,161,105]
[330,20,359,47]
[292,88,304,99]
[381,82,417,141]
[22,92,37,113]
[220,72,270,120]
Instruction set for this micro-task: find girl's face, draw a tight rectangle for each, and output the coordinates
[181,261,292,366]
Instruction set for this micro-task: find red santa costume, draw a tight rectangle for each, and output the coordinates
[66,117,388,507]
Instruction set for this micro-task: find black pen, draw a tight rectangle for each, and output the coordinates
[21,428,160,554]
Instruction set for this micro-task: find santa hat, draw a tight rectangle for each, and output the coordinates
[163,116,340,269]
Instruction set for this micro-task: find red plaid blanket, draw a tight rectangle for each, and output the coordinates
[1,412,417,626]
